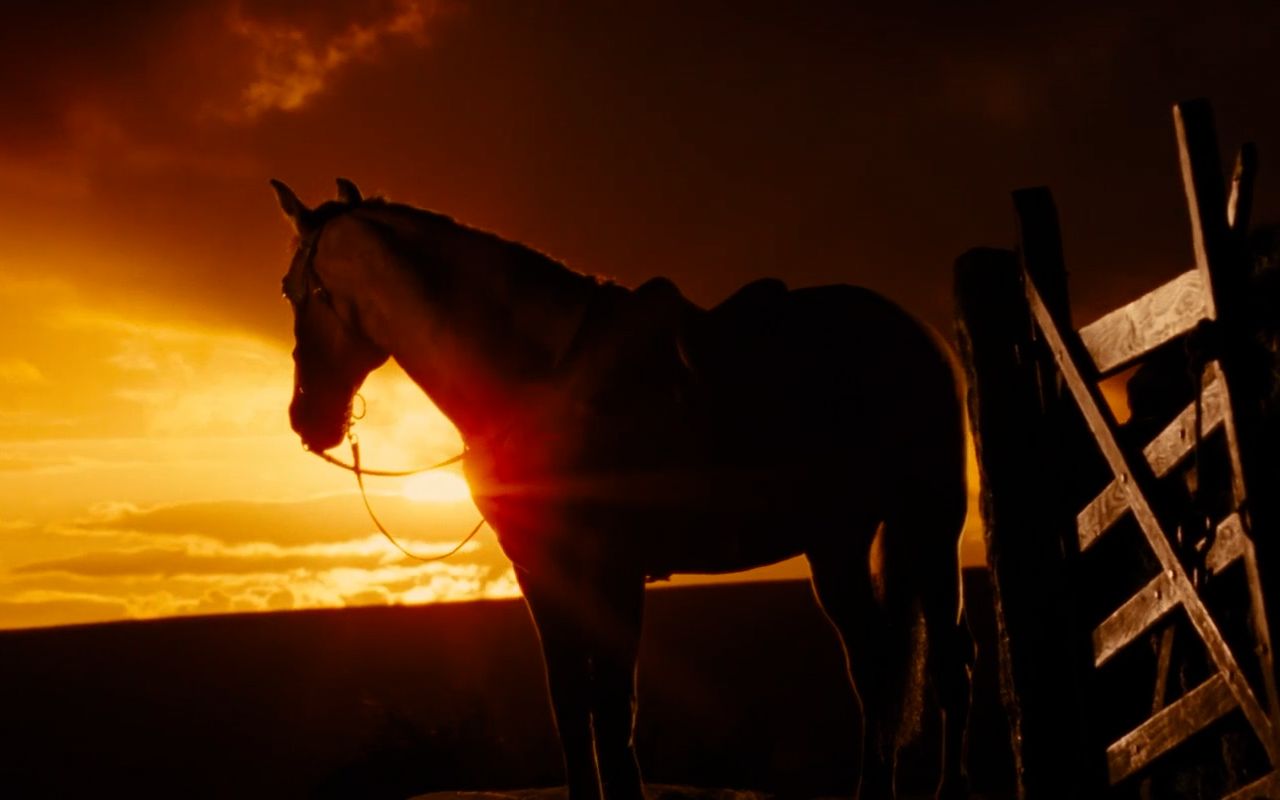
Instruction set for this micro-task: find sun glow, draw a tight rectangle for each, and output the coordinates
[401,471,473,503]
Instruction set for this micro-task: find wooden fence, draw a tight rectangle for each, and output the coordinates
[957,99,1279,799]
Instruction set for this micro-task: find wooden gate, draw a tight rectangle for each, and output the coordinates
[958,99,1280,798]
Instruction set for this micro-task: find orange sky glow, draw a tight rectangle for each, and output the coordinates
[2,0,1276,630]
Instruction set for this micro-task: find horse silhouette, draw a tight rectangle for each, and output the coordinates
[272,178,972,800]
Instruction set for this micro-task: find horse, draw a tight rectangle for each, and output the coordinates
[272,178,973,800]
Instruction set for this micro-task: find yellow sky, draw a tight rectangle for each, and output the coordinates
[0,272,522,626]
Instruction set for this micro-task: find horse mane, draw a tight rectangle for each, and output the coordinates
[345,197,606,300]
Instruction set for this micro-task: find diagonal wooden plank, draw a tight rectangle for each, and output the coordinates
[1143,370,1228,478]
[1078,479,1129,551]
[1222,769,1279,800]
[1106,673,1237,783]
[1152,625,1176,714]
[1019,230,1278,765]
[1206,513,1248,576]
[1076,373,1228,550]
[1079,269,1210,376]
[1095,571,1180,667]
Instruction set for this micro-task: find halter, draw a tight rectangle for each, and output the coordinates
[285,222,485,564]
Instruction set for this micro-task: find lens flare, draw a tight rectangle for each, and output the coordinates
[400,471,472,503]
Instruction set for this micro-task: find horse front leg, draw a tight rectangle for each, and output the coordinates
[588,570,646,800]
[517,565,601,800]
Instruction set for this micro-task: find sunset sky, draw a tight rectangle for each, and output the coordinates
[2,0,1278,630]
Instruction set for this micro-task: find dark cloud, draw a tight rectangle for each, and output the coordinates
[3,0,1278,339]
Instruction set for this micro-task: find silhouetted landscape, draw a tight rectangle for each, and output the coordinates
[0,572,1011,799]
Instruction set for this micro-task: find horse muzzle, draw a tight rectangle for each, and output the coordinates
[289,388,349,453]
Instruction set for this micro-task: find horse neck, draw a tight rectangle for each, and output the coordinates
[347,208,599,441]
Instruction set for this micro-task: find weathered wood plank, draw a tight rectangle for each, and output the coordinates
[1206,513,1248,576]
[1077,479,1129,551]
[1144,368,1228,478]
[1181,107,1280,740]
[1079,269,1210,376]
[1222,770,1279,800]
[1021,245,1278,763]
[1095,571,1181,667]
[1076,374,1228,550]
[1106,672,1237,783]
[1152,625,1176,713]
[1175,99,1230,322]
[981,195,1103,796]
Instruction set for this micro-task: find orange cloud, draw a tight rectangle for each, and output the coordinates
[226,0,435,120]
[3,543,518,624]
[69,493,484,547]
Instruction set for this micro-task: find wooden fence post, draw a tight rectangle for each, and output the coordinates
[955,246,1100,799]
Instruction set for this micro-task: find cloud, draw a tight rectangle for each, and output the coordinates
[0,282,293,441]
[71,493,484,547]
[0,596,130,630]
[1,536,519,627]
[15,544,384,578]
[225,0,435,120]
[0,456,80,474]
[0,0,447,207]
[15,527,500,576]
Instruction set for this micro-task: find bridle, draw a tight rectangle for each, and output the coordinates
[284,224,485,563]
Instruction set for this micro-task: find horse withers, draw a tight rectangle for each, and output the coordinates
[273,178,972,800]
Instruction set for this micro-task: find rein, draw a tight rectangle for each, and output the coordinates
[290,227,487,563]
[308,393,485,563]
[288,202,597,565]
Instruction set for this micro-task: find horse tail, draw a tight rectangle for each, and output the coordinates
[879,319,970,754]
[886,580,929,753]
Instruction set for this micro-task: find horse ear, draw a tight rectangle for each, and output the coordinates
[270,179,313,233]
[335,177,363,205]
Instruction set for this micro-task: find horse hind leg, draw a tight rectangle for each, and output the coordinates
[890,501,974,800]
[807,522,900,800]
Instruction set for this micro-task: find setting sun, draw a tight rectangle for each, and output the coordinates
[401,471,472,504]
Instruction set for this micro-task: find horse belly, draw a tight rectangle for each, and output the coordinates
[587,463,874,577]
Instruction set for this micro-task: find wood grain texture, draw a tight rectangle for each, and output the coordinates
[1076,374,1227,551]
[1023,254,1277,764]
[1106,673,1236,783]
[1222,770,1279,800]
[1077,479,1129,552]
[1079,269,1209,376]
[1094,571,1180,668]
[1143,368,1228,478]
[1206,513,1248,576]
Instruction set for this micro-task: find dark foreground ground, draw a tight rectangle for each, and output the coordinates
[0,570,1013,799]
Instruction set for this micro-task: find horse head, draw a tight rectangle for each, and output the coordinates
[273,178,389,453]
